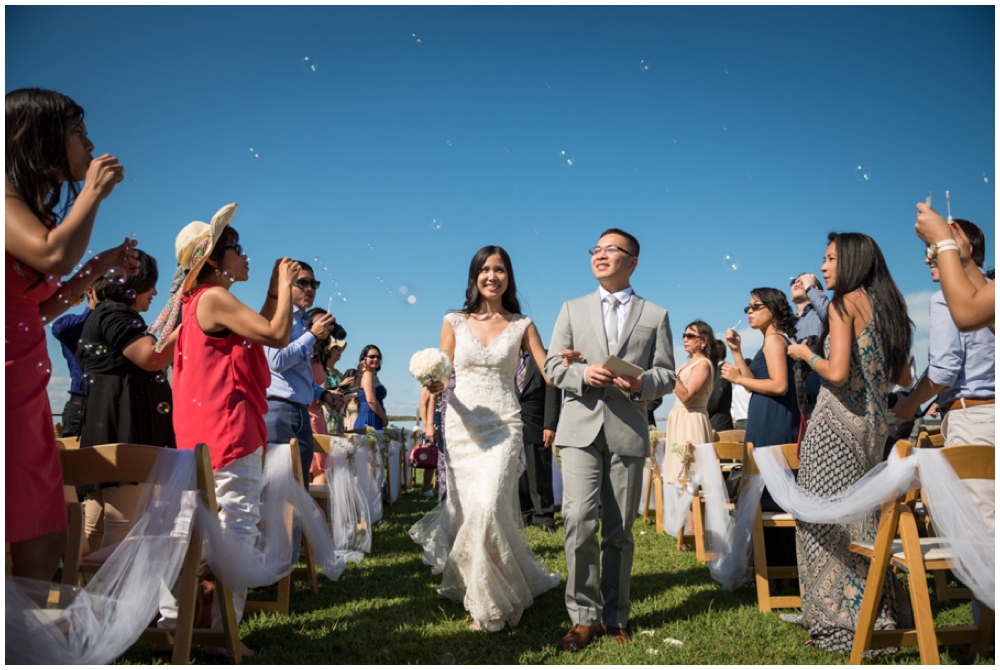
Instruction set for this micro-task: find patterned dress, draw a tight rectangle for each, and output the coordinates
[796,309,909,653]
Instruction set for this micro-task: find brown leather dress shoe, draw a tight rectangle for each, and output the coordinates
[605,626,631,644]
[557,624,605,652]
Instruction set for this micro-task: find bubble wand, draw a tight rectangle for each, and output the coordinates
[945,190,954,224]
[327,295,333,313]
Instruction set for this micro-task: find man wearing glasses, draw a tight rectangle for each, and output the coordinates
[263,260,346,484]
[544,228,675,652]
[789,273,829,424]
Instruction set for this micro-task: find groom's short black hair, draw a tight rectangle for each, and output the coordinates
[599,228,640,258]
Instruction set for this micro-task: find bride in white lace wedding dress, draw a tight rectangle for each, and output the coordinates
[410,246,560,632]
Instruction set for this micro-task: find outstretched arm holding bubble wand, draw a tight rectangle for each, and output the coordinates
[915,202,994,333]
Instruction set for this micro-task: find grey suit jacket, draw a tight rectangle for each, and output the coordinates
[544,289,676,458]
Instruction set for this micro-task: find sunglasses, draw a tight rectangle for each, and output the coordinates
[222,244,244,256]
[366,354,382,360]
[682,333,701,340]
[295,279,321,290]
[743,303,767,314]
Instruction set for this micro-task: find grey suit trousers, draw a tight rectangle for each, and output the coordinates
[561,429,645,628]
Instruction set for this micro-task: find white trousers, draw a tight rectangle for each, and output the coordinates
[159,447,264,630]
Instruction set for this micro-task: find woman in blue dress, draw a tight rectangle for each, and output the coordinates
[354,344,388,430]
[720,287,801,569]
[721,287,800,450]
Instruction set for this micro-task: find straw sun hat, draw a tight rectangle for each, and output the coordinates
[147,202,238,351]
[175,202,239,295]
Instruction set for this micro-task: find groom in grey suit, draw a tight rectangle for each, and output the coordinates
[544,228,675,651]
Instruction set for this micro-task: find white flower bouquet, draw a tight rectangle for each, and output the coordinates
[409,348,452,386]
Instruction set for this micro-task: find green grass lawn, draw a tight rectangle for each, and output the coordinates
[119,473,992,665]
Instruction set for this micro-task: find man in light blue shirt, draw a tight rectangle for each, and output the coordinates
[892,218,994,626]
[263,261,345,483]
[893,219,995,446]
[790,273,830,422]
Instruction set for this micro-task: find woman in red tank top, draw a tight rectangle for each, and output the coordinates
[149,203,301,657]
[5,88,138,584]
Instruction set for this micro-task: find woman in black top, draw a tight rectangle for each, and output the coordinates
[77,249,176,553]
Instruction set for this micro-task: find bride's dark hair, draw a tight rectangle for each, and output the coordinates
[459,245,521,315]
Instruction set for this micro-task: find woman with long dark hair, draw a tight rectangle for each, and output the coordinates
[5,88,137,583]
[785,232,913,653]
[722,287,801,452]
[410,245,559,632]
[354,343,388,430]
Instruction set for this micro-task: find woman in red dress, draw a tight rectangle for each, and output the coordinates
[149,204,300,656]
[5,88,137,582]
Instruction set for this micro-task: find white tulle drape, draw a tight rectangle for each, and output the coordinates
[7,449,197,664]
[200,443,350,589]
[673,443,995,609]
[7,444,351,664]
[324,437,372,557]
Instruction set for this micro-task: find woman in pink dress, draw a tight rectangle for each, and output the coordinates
[5,88,136,583]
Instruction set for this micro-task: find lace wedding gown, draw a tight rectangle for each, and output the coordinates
[409,313,560,629]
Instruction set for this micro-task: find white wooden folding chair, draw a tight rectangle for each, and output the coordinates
[849,443,994,664]
[59,443,242,664]
[745,442,801,612]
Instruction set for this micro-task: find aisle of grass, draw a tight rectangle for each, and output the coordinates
[120,475,990,665]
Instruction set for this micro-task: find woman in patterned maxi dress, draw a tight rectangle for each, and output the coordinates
[787,233,914,653]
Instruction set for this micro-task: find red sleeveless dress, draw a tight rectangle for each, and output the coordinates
[5,251,67,543]
[172,285,270,470]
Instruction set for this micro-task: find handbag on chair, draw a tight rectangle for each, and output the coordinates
[408,440,438,469]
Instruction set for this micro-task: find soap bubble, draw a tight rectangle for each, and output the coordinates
[407,295,418,305]
[446,140,452,147]
[431,219,442,231]
[411,33,421,44]
[130,319,142,328]
[983,171,990,184]
[17,322,29,332]
[105,266,127,284]
[301,55,317,72]
[722,254,740,271]
[854,163,872,182]
[639,60,650,72]
[398,285,409,295]
[125,289,136,299]
[557,149,575,167]
[157,402,171,414]
[723,68,730,75]
[81,264,93,276]
[154,373,166,383]
[37,361,51,374]
[249,148,260,159]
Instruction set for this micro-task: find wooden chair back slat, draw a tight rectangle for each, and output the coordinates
[712,441,744,461]
[59,444,164,487]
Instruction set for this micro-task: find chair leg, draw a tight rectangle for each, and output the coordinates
[898,511,939,665]
[933,570,952,602]
[171,541,202,665]
[969,606,994,660]
[303,536,318,595]
[653,471,664,535]
[214,579,243,664]
[641,464,653,525]
[849,503,899,664]
[750,508,771,613]
[692,496,706,562]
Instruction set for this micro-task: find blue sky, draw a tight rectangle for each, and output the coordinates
[7,6,994,425]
